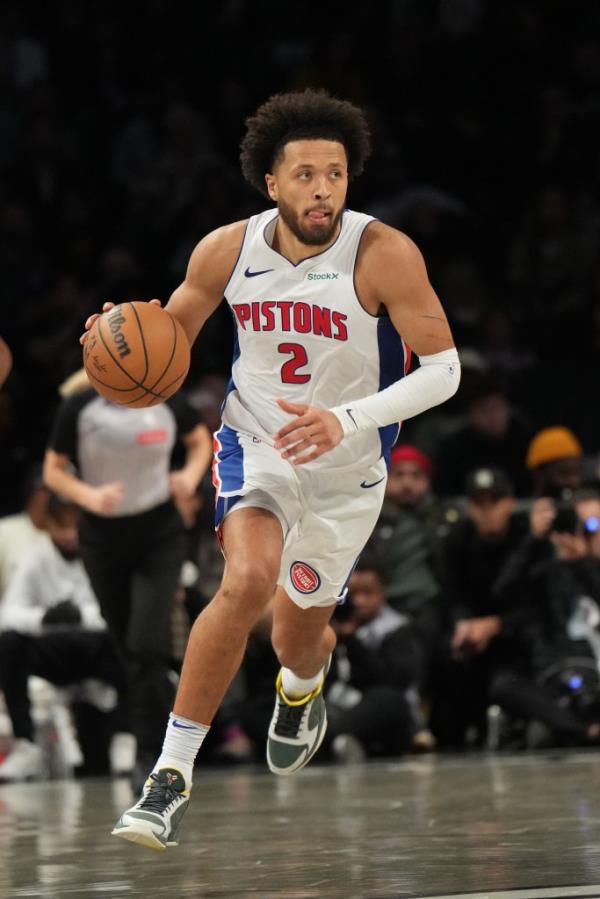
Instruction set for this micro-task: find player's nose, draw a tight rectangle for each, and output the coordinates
[313,177,331,200]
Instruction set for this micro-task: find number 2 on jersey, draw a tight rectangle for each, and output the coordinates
[278,342,311,384]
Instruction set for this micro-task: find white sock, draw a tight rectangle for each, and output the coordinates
[281,666,324,700]
[152,713,210,787]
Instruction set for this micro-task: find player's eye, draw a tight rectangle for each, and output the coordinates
[298,171,311,180]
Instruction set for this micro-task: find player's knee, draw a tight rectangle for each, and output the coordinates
[221,559,278,611]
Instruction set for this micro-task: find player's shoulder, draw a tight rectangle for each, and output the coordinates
[360,220,421,260]
[186,219,248,287]
[357,220,426,280]
[195,219,248,257]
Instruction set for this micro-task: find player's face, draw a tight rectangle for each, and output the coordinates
[266,140,348,247]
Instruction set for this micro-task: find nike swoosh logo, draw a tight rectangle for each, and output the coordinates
[172,721,200,730]
[345,408,358,430]
[244,267,274,278]
[360,475,386,489]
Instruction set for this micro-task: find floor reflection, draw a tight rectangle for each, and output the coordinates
[0,753,600,897]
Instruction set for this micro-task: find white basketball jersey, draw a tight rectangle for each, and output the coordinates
[222,208,410,472]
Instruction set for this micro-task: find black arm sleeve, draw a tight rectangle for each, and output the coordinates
[47,390,94,465]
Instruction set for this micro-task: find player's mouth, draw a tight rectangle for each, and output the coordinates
[306,208,331,224]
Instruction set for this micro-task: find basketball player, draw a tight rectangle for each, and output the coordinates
[0,336,12,389]
[83,89,460,850]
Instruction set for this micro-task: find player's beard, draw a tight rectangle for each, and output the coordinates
[277,197,343,247]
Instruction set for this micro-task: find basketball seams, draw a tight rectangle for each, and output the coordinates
[128,302,150,383]
[96,312,148,391]
[92,307,173,400]
[147,312,178,394]
[84,302,189,408]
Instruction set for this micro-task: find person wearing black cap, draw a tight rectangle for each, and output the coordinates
[430,466,529,747]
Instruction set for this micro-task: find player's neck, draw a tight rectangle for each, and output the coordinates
[272,218,341,265]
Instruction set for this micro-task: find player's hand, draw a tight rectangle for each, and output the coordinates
[85,482,125,515]
[79,299,162,345]
[274,398,343,465]
[169,469,198,501]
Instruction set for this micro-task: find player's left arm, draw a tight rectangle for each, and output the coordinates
[275,224,460,464]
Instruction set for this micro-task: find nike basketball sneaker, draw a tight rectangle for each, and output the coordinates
[267,666,329,776]
[112,767,190,851]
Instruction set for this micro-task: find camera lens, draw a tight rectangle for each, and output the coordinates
[584,515,600,534]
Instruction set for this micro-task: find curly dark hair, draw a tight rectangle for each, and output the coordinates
[240,88,371,197]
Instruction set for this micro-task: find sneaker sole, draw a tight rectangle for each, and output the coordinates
[267,714,328,777]
[111,823,167,852]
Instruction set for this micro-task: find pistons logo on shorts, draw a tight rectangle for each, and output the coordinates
[290,561,321,595]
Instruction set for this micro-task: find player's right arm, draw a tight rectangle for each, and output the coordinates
[80,221,247,347]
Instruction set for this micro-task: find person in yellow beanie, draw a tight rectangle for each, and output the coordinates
[526,426,583,499]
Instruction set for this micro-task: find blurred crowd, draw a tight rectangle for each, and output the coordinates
[2,0,600,778]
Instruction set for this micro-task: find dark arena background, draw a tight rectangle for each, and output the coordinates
[2,2,600,897]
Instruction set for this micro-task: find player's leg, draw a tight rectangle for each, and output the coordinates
[266,588,336,775]
[266,458,388,776]
[112,505,283,850]
[271,587,336,683]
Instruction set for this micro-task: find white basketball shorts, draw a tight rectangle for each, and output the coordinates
[212,425,387,610]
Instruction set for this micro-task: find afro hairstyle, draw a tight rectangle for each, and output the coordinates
[240,88,371,197]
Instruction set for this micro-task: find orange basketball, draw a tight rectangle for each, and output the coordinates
[83,302,190,408]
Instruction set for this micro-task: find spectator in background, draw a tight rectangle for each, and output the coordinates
[43,384,212,790]
[431,467,529,747]
[368,444,443,667]
[434,375,532,497]
[327,558,429,760]
[0,468,50,596]
[526,426,584,500]
[491,490,600,747]
[0,495,122,781]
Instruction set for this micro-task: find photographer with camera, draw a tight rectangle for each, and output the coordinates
[490,490,600,747]
[430,467,530,747]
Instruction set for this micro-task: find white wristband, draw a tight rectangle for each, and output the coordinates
[331,347,460,436]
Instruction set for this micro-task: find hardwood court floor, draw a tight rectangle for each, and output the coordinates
[1,752,600,898]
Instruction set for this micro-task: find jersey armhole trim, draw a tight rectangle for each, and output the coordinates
[222,219,251,300]
[352,218,382,321]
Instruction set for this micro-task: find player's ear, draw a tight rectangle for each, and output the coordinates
[265,173,277,202]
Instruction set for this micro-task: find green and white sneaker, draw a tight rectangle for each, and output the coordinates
[267,670,328,776]
[111,767,190,851]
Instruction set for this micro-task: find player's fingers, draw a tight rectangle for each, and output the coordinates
[84,313,101,330]
[276,397,309,416]
[282,439,314,460]
[280,428,324,456]
[102,301,116,312]
[150,298,162,306]
[291,446,323,465]
[275,416,313,445]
